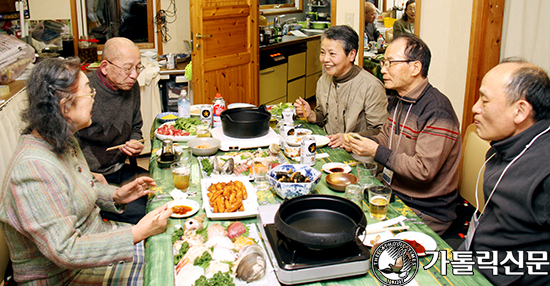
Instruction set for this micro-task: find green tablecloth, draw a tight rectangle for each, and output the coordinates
[144,119,493,286]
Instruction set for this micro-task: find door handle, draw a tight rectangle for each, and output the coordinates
[196,33,212,39]
[260,69,275,75]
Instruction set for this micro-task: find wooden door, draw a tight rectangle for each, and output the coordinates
[190,0,259,106]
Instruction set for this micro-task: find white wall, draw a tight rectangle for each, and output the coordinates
[28,0,72,20]
[501,0,550,73]
[336,0,473,126]
[160,0,191,54]
[335,0,361,32]
[419,0,473,126]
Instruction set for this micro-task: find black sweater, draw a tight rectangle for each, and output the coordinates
[77,71,143,175]
[460,119,550,286]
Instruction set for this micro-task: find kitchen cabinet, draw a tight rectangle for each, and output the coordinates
[306,39,322,76]
[287,77,305,103]
[305,39,322,99]
[259,36,321,105]
[288,52,306,80]
[259,63,288,105]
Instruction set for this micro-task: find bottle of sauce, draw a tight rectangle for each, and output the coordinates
[160,139,175,162]
[212,93,225,128]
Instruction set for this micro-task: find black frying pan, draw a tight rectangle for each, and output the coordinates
[274,194,367,249]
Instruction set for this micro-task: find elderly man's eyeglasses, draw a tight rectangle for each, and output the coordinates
[77,87,96,100]
[380,59,416,69]
[106,60,145,75]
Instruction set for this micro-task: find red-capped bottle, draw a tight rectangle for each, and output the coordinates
[212,93,225,128]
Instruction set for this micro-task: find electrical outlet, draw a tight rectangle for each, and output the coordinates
[345,12,354,26]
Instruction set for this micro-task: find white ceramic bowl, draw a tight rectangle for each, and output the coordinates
[187,138,221,156]
[267,164,322,199]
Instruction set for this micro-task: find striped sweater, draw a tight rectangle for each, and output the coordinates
[371,79,461,221]
[0,135,134,284]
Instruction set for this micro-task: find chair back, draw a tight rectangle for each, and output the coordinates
[385,27,394,43]
[0,228,9,281]
[459,123,491,212]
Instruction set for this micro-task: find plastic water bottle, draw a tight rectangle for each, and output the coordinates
[377,35,384,50]
[178,89,190,118]
[212,93,225,128]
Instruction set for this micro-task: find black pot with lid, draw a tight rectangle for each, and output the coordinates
[221,105,271,138]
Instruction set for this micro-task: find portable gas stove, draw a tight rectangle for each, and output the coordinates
[257,205,370,285]
[211,127,280,151]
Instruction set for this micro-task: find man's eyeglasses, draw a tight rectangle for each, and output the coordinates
[106,60,145,75]
[77,87,96,100]
[380,59,416,69]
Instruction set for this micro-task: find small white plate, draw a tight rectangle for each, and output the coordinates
[359,230,395,247]
[313,135,330,148]
[322,162,352,174]
[285,134,331,148]
[394,231,437,256]
[168,199,200,218]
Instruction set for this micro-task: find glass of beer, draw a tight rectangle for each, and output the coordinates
[367,185,392,220]
[196,124,211,138]
[171,161,190,192]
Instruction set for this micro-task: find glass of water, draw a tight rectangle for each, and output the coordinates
[252,158,271,191]
[357,162,378,187]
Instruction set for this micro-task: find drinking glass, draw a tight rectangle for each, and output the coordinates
[196,124,211,138]
[171,161,191,192]
[344,184,364,211]
[252,158,271,191]
[357,162,378,187]
[366,185,392,220]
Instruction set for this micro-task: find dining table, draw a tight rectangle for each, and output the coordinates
[363,51,384,83]
[143,117,493,286]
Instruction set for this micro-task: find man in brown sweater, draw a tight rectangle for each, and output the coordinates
[346,34,461,235]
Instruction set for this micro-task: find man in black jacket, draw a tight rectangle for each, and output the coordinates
[460,58,550,286]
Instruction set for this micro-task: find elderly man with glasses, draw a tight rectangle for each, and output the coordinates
[345,34,461,235]
[78,37,149,225]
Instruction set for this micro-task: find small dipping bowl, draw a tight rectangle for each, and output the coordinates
[325,173,358,192]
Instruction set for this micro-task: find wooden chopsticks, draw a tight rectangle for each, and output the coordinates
[365,225,410,235]
[106,138,145,151]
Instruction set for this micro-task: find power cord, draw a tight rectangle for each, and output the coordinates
[154,0,177,43]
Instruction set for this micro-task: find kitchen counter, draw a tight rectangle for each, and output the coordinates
[260,30,323,50]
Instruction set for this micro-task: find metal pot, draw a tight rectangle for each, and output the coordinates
[274,194,367,249]
[220,105,271,138]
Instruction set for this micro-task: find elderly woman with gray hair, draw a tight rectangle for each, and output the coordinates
[0,57,172,285]
[294,25,388,149]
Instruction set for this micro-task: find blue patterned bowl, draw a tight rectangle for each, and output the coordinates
[267,164,322,199]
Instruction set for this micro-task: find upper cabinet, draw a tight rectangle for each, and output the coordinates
[260,0,302,15]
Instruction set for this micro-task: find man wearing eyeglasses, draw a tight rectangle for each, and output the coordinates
[78,37,148,224]
[345,34,461,235]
